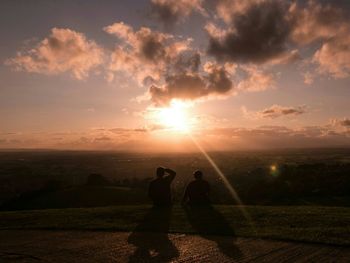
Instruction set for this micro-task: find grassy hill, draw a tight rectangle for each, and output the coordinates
[1,186,148,210]
[0,205,349,246]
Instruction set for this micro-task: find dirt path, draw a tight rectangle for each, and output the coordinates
[0,230,348,262]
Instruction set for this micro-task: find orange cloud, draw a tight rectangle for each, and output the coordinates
[237,66,275,92]
[6,28,104,79]
[313,33,350,79]
[104,22,191,84]
[289,0,346,45]
[289,1,350,79]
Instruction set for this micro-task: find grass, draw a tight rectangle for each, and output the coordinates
[0,205,349,246]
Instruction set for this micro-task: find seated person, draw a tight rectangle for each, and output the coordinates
[182,170,210,206]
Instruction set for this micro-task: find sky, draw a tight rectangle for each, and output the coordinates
[0,0,350,151]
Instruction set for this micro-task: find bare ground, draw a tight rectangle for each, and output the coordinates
[0,230,348,262]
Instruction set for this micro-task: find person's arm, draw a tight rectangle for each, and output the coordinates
[164,168,176,182]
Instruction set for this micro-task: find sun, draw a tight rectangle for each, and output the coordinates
[152,100,193,132]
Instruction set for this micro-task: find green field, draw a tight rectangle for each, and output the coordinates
[0,205,349,246]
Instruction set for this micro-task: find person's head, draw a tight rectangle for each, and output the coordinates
[156,167,165,178]
[193,170,203,180]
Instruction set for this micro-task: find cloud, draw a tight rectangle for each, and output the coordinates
[313,33,350,79]
[203,124,350,150]
[104,22,238,105]
[104,22,191,83]
[215,0,273,24]
[6,28,104,79]
[289,1,350,79]
[237,66,275,92]
[332,118,350,128]
[94,136,112,141]
[243,104,307,119]
[259,104,307,119]
[149,62,234,105]
[173,52,201,73]
[207,0,293,64]
[206,0,350,83]
[303,71,314,85]
[289,0,346,45]
[151,0,206,27]
[339,119,350,128]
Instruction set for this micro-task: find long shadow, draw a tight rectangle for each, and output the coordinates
[184,205,243,260]
[127,207,179,262]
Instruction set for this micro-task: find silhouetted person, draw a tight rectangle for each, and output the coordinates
[182,170,210,206]
[148,167,176,206]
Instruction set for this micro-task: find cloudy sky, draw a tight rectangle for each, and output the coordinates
[0,0,350,151]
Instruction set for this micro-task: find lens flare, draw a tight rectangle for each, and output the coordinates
[270,164,279,177]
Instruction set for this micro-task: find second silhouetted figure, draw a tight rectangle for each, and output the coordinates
[148,167,176,207]
[182,170,210,206]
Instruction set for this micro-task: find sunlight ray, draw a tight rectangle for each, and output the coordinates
[188,133,257,233]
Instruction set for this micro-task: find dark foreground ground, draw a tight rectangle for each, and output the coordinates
[0,205,349,262]
[1,205,349,245]
[0,230,349,262]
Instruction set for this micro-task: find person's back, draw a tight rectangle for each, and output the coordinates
[148,167,176,206]
[182,170,210,206]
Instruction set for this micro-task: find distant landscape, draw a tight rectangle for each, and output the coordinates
[1,148,349,210]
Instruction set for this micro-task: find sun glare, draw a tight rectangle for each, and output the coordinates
[152,100,193,132]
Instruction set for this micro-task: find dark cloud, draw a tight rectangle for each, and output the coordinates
[94,136,112,141]
[340,119,350,127]
[151,0,205,27]
[207,0,350,80]
[109,128,148,134]
[257,104,307,119]
[207,0,292,63]
[150,74,206,105]
[205,62,233,93]
[141,35,167,62]
[149,62,233,105]
[173,52,201,73]
[333,118,350,128]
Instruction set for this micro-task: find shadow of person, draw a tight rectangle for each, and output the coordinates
[184,205,242,260]
[128,207,179,262]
